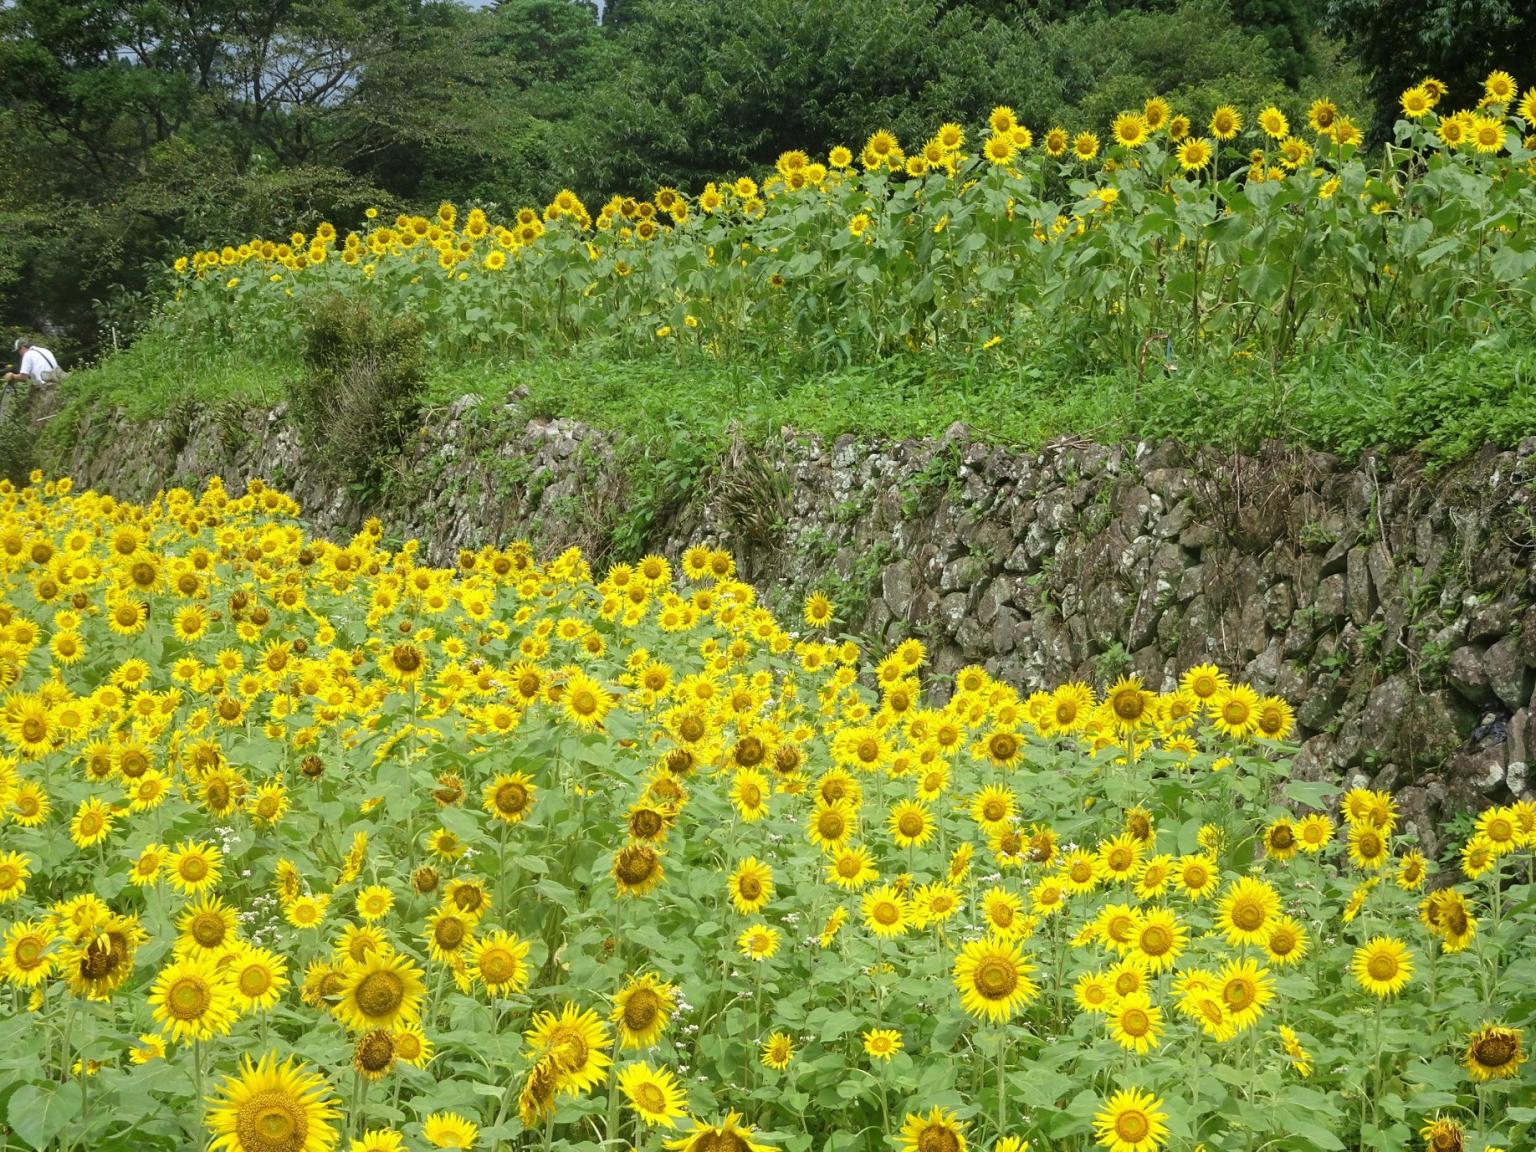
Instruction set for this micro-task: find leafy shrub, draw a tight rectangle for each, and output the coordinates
[288,294,427,484]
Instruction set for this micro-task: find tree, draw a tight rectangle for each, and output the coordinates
[1325,0,1536,140]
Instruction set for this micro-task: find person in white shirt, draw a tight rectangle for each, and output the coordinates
[5,337,62,385]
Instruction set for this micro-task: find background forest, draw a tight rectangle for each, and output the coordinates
[4,0,1534,358]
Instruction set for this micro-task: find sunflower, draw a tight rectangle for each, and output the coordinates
[228,943,289,1012]
[1111,112,1149,149]
[1176,137,1213,172]
[665,1112,774,1152]
[613,843,665,896]
[1263,915,1309,966]
[1352,937,1413,997]
[1,919,55,988]
[898,1108,967,1152]
[827,843,879,890]
[0,851,29,903]
[1462,1023,1526,1082]
[483,772,536,824]
[731,769,770,821]
[1347,822,1390,870]
[379,641,426,685]
[354,1030,396,1081]
[1093,1088,1168,1152]
[803,592,834,629]
[1073,132,1101,161]
[612,972,677,1048]
[166,840,222,895]
[1059,849,1101,894]
[1485,69,1516,104]
[1175,854,1219,900]
[761,1031,794,1070]
[1217,877,1279,946]
[422,1112,479,1150]
[1260,819,1299,861]
[862,883,911,938]
[1107,991,1162,1055]
[207,1053,340,1152]
[889,800,934,848]
[1217,957,1274,1031]
[1209,106,1242,141]
[738,923,780,961]
[1129,909,1186,972]
[1107,676,1152,730]
[150,954,237,1043]
[808,799,856,850]
[618,1062,689,1128]
[525,1002,613,1097]
[690,823,756,888]
[863,1027,902,1061]
[70,796,113,849]
[467,929,531,995]
[334,952,426,1032]
[953,935,1038,1022]
[1098,834,1142,882]
[1295,814,1334,852]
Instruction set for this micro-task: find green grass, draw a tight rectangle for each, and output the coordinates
[49,331,1536,472]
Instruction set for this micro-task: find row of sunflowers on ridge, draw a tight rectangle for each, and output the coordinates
[0,471,1532,1152]
[156,73,1536,367]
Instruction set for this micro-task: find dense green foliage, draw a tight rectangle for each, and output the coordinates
[44,332,1536,476]
[3,0,1370,354]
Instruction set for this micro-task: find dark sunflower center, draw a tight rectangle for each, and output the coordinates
[435,919,466,950]
[1367,954,1397,981]
[236,1090,306,1152]
[1231,901,1264,931]
[357,1031,395,1071]
[975,957,1017,999]
[917,1124,960,1152]
[1474,1035,1516,1067]
[355,970,405,1017]
[191,914,226,947]
[1122,1007,1150,1035]
[623,989,660,1032]
[635,1083,668,1113]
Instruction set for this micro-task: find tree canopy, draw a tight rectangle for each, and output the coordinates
[1,0,1384,352]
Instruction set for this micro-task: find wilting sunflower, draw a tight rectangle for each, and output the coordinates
[207,1053,340,1152]
[728,856,775,914]
[334,951,426,1032]
[618,1061,689,1128]
[1462,1023,1526,1082]
[1093,1087,1168,1152]
[1352,937,1413,997]
[898,1108,967,1152]
[612,972,678,1048]
[526,1002,613,1097]
[613,843,665,896]
[953,935,1038,1022]
[353,1030,396,1082]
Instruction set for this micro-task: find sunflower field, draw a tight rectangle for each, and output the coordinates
[161,75,1536,372]
[0,472,1533,1152]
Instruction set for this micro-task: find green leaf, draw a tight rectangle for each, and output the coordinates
[7,1084,80,1150]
